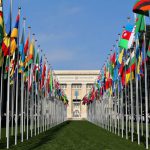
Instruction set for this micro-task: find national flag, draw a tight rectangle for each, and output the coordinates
[11,13,20,38]
[147,41,150,57]
[133,0,150,16]
[135,14,146,33]
[2,36,10,56]
[119,24,135,49]
[24,37,29,54]
[50,70,53,92]
[35,51,39,82]
[118,49,124,64]
[25,40,34,65]
[19,27,25,73]
[10,12,20,56]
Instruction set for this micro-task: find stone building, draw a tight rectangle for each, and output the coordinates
[55,70,99,120]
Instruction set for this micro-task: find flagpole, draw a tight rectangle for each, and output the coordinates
[34,39,38,136]
[6,0,13,148]
[143,30,149,149]
[139,77,143,136]
[0,62,3,140]
[11,83,14,136]
[135,37,140,145]
[14,7,21,146]
[26,26,31,140]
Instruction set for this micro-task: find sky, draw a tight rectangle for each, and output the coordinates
[3,0,136,70]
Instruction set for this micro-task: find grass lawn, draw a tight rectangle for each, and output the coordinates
[0,121,147,150]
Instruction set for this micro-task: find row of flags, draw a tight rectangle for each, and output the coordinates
[82,0,150,105]
[0,0,68,104]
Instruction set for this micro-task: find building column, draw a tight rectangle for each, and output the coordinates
[66,84,72,119]
[81,84,87,119]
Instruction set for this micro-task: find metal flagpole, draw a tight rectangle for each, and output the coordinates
[0,0,3,139]
[20,15,25,144]
[11,83,14,136]
[34,39,38,136]
[139,77,143,136]
[143,30,149,149]
[26,26,31,140]
[14,7,21,145]
[0,66,3,140]
[135,38,140,145]
[130,49,134,143]
[6,0,12,148]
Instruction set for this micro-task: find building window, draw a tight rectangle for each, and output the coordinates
[86,84,93,89]
[60,84,67,89]
[72,84,82,89]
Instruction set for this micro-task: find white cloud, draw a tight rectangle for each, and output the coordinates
[63,6,82,16]
[46,49,74,63]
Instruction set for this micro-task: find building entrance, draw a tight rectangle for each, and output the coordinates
[73,100,81,118]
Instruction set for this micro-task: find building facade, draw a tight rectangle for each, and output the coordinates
[55,70,99,120]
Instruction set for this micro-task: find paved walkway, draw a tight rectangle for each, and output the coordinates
[0,121,146,150]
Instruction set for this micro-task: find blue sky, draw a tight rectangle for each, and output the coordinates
[3,0,136,70]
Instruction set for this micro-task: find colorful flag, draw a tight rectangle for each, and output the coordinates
[25,40,34,65]
[119,24,135,50]
[11,13,20,38]
[135,14,146,33]
[133,0,150,16]
[24,37,29,54]
[19,27,25,73]
[118,49,124,64]
[147,41,150,57]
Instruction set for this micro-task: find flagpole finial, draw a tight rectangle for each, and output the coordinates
[127,17,130,22]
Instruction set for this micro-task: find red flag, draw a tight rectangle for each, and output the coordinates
[24,37,29,54]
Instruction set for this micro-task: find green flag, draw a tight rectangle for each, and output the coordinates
[35,52,39,82]
[147,41,150,57]
[50,71,53,92]
[135,14,146,34]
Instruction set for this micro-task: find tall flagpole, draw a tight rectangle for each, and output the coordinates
[21,17,25,142]
[26,26,31,140]
[6,0,13,148]
[0,0,3,139]
[139,77,143,136]
[14,7,21,145]
[0,65,3,140]
[143,30,149,149]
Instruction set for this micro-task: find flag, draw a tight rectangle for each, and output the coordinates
[2,36,10,56]
[35,51,39,82]
[50,70,53,92]
[147,41,150,57]
[19,28,25,73]
[24,37,29,54]
[0,0,4,44]
[10,12,20,55]
[11,13,20,38]
[118,49,124,64]
[119,24,135,49]
[135,14,146,33]
[133,0,150,16]
[25,40,34,65]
